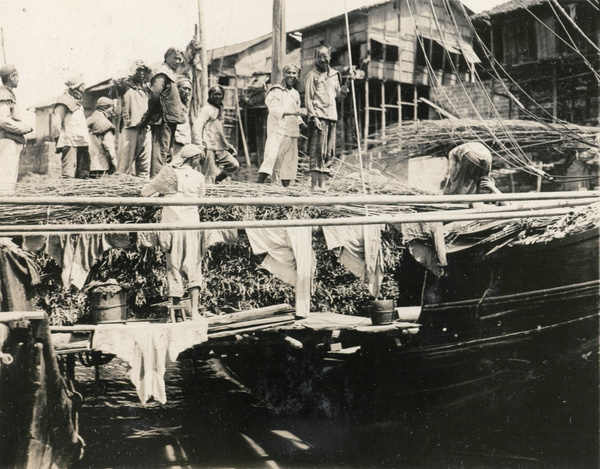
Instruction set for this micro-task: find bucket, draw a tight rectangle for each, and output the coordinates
[369,299,396,325]
[89,283,127,324]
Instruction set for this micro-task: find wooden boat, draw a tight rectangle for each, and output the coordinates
[211,214,599,466]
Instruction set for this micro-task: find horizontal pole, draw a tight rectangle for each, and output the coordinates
[0,191,596,207]
[0,206,581,235]
[0,311,46,322]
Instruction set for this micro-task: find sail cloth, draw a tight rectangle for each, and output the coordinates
[322,225,385,298]
[246,227,316,318]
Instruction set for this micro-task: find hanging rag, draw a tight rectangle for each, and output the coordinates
[22,234,130,290]
[322,224,385,297]
[0,238,41,311]
[92,320,208,404]
[246,227,315,317]
[400,222,447,277]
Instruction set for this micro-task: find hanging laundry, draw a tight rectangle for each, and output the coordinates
[323,224,385,298]
[92,320,208,404]
[0,238,41,311]
[137,229,238,284]
[246,227,315,318]
[22,234,130,290]
[400,222,447,277]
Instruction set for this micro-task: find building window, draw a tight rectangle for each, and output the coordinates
[371,39,385,61]
[370,39,400,63]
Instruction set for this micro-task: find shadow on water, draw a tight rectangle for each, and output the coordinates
[72,339,598,469]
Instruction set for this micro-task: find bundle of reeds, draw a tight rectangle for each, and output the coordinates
[364,118,598,169]
[4,163,432,226]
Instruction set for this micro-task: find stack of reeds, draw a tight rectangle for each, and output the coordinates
[3,163,435,226]
[364,119,598,168]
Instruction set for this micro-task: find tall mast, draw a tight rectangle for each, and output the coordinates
[1,27,6,64]
[197,0,209,105]
[272,0,285,85]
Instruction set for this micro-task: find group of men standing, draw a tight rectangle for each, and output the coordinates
[0,43,353,193]
[50,47,238,184]
[259,44,353,190]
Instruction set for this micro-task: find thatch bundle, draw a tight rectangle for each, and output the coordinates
[363,119,598,174]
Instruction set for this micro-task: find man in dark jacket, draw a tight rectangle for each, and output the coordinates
[145,47,187,178]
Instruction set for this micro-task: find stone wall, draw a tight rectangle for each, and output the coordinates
[429,80,512,120]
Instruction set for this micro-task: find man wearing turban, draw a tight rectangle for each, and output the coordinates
[0,64,32,194]
[52,73,90,179]
[192,85,239,184]
[257,63,305,187]
[87,97,117,178]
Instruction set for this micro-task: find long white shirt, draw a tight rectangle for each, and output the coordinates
[265,85,302,137]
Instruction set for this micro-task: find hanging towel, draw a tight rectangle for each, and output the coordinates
[137,229,238,280]
[22,234,130,290]
[400,222,447,277]
[246,227,315,317]
[323,224,385,298]
[92,319,208,404]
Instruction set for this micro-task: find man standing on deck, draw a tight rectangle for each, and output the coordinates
[115,60,151,178]
[305,45,353,191]
[172,77,193,161]
[0,64,32,194]
[192,85,239,184]
[144,47,187,178]
[257,63,305,187]
[87,97,117,178]
[52,74,90,179]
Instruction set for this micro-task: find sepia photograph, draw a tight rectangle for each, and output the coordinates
[0,0,598,467]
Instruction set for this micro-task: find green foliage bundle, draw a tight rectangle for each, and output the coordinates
[30,203,405,325]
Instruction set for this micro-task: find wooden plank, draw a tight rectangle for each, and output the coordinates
[208,314,296,332]
[207,304,294,327]
[0,311,46,322]
[208,319,295,338]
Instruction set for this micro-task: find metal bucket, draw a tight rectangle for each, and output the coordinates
[369,299,396,325]
[89,286,127,324]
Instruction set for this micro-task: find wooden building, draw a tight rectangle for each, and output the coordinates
[471,0,599,125]
[207,33,301,164]
[295,0,478,153]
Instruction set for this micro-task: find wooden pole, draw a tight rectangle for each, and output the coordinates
[343,0,367,201]
[272,0,285,85]
[0,27,6,64]
[236,99,252,167]
[0,191,595,207]
[197,0,209,104]
[0,205,587,235]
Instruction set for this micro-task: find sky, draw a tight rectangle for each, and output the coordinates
[0,0,508,110]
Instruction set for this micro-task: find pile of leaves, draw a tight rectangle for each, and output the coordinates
[29,201,405,325]
[512,202,600,245]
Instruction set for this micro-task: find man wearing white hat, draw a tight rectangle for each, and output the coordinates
[0,64,32,194]
[52,73,90,178]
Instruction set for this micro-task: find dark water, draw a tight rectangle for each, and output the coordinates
[71,346,598,469]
